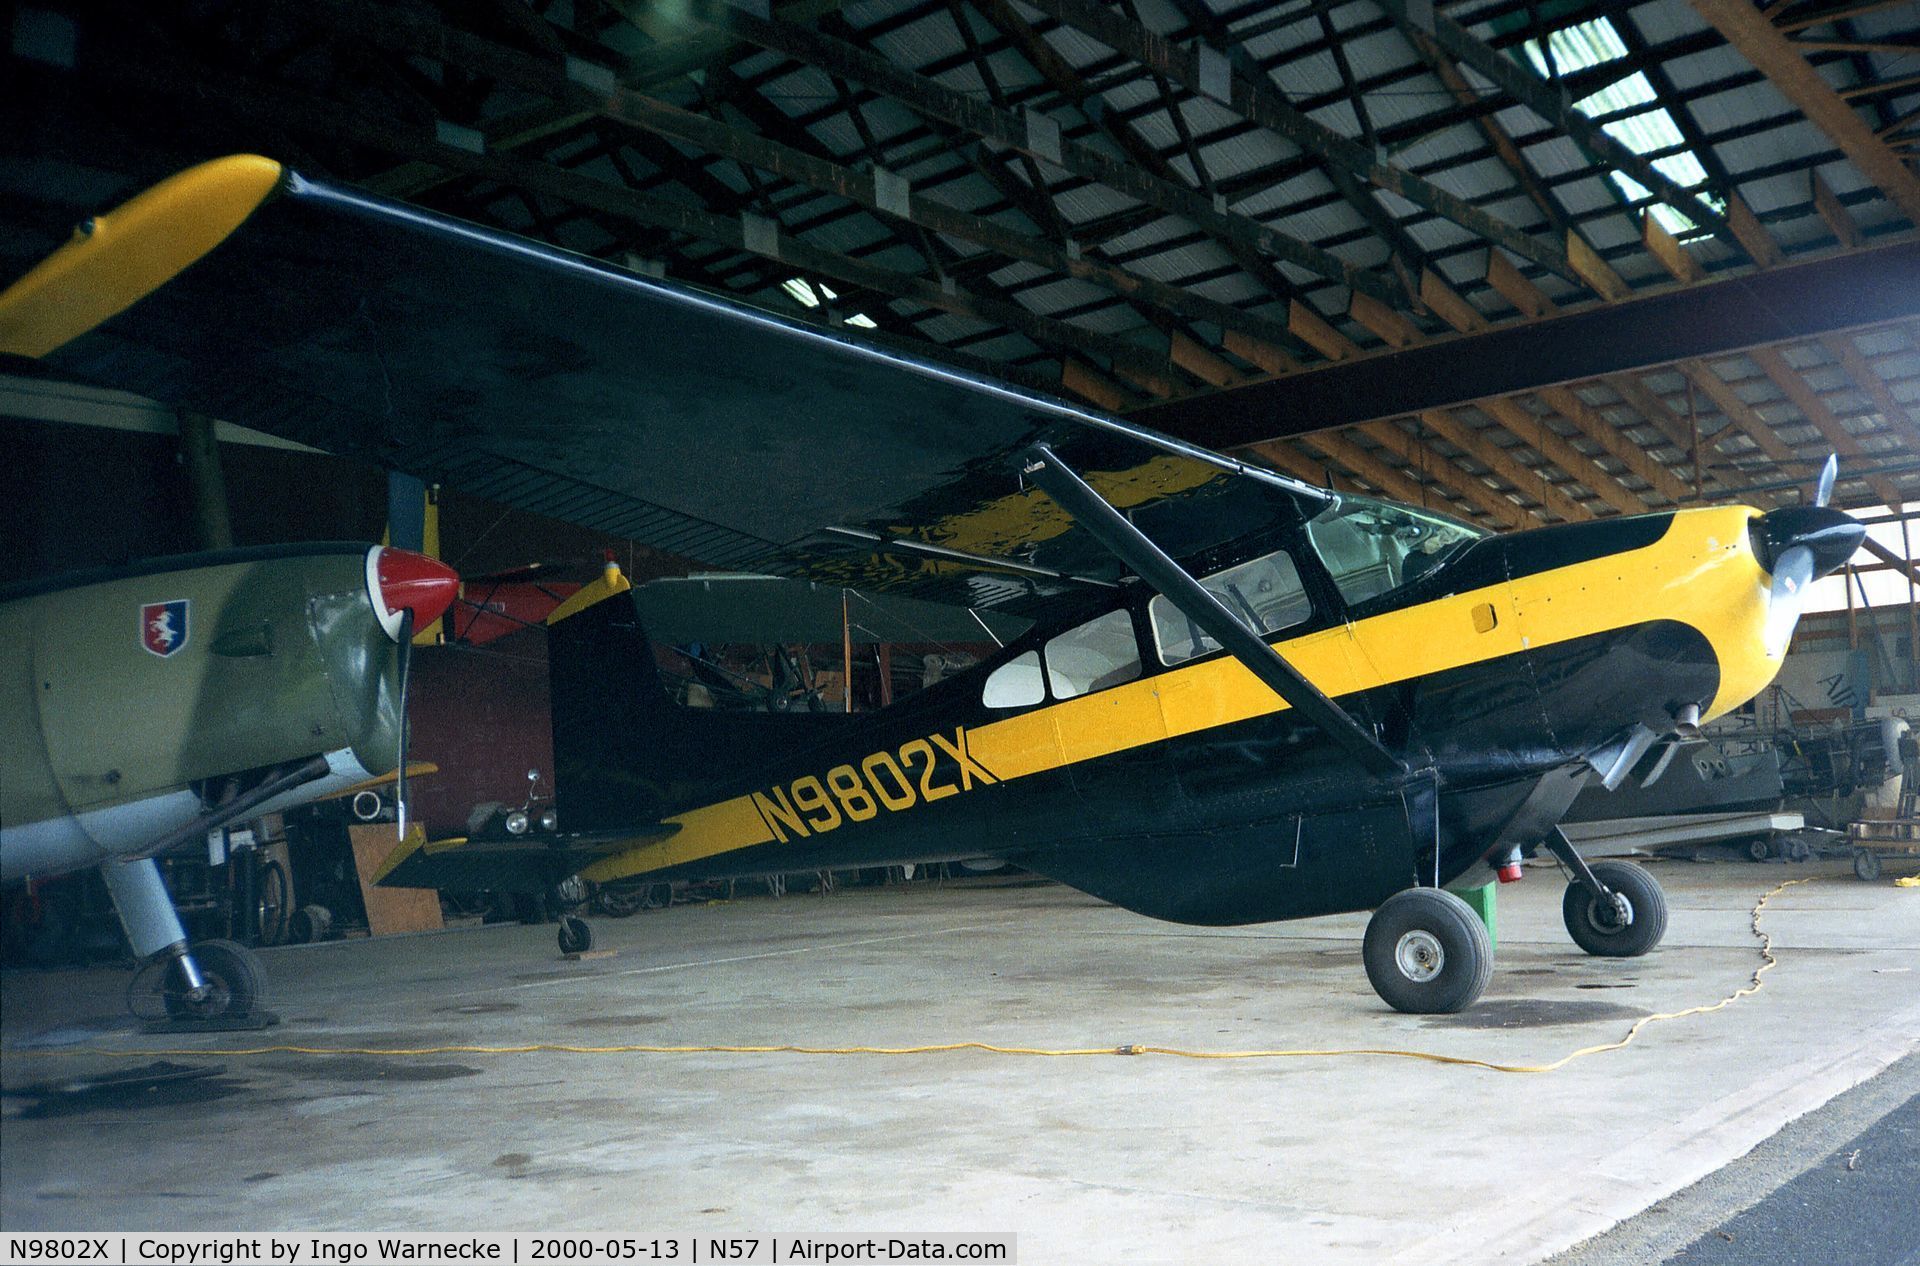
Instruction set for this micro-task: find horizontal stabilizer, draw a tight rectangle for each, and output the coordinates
[374,824,679,894]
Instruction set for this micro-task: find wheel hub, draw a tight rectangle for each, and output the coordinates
[1591,891,1634,931]
[1394,930,1445,983]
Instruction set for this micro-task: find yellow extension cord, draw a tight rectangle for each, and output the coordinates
[6,877,1815,1076]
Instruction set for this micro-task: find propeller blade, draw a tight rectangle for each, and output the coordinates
[1814,453,1837,508]
[396,610,414,841]
[1764,544,1815,656]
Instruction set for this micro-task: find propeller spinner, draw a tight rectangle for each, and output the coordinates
[1754,455,1866,655]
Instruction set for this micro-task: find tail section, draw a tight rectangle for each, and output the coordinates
[545,564,678,833]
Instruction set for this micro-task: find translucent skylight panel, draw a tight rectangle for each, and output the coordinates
[1521,17,1725,237]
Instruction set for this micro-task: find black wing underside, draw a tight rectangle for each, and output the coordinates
[4,159,1325,622]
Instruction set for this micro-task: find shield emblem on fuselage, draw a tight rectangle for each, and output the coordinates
[140,599,190,658]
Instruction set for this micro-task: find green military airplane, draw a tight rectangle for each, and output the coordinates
[0,543,458,1022]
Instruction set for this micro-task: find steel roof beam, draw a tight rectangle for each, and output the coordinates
[1130,238,1920,446]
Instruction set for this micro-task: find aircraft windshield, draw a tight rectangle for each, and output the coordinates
[1305,496,1486,608]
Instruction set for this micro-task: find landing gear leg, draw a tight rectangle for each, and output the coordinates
[1542,829,1668,957]
[102,857,268,1024]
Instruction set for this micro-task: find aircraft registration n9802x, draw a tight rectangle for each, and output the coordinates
[0,155,1869,1013]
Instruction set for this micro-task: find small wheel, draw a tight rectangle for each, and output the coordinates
[1362,888,1493,1014]
[255,858,291,947]
[162,939,265,1021]
[1747,837,1772,863]
[1563,861,1668,958]
[557,916,593,955]
[1853,848,1882,882]
[289,904,333,944]
[1789,837,1812,863]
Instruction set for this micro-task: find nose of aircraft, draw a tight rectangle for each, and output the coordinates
[369,546,461,641]
[1752,504,1867,583]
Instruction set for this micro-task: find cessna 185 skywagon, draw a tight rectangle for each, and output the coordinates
[0,542,459,1021]
[0,156,1866,1013]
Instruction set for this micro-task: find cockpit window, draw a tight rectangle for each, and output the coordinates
[1150,548,1310,666]
[982,650,1045,708]
[1045,610,1142,699]
[1305,496,1485,607]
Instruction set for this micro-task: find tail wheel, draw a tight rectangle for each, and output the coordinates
[1562,860,1668,958]
[1362,888,1493,1014]
[163,939,265,1021]
[557,916,593,955]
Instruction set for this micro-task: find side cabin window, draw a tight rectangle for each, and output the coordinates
[1044,610,1141,699]
[982,650,1045,708]
[1150,548,1310,666]
[1305,495,1484,608]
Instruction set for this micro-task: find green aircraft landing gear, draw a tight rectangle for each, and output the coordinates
[1363,887,1494,1014]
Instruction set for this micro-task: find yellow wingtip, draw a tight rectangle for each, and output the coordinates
[546,557,633,625]
[0,153,284,358]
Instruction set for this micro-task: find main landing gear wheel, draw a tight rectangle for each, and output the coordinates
[1562,860,1668,958]
[162,939,265,1022]
[1362,888,1493,1014]
[557,915,594,955]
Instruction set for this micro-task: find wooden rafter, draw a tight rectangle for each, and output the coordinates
[285,0,1330,376]
[92,28,1178,387]
[1019,0,1578,286]
[1690,0,1920,225]
[1356,421,1543,529]
[628,0,1400,302]
[1748,344,1906,506]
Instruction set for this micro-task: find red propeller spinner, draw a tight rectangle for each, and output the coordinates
[367,546,461,641]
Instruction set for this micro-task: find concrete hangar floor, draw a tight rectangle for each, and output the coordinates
[2,858,1916,1264]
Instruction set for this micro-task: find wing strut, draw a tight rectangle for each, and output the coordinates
[1021,444,1405,778]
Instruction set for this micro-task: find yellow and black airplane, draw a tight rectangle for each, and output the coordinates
[0,156,1868,1013]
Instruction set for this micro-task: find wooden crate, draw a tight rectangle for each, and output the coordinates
[348,824,445,936]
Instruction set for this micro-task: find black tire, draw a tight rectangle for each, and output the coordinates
[1362,888,1493,1014]
[255,859,290,947]
[163,939,264,1021]
[1747,837,1772,863]
[1853,848,1882,882]
[557,916,593,955]
[1562,860,1668,958]
[289,904,333,944]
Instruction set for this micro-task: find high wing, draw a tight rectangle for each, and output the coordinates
[0,155,1327,625]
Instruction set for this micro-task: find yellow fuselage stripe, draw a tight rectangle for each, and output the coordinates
[584,506,1778,883]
